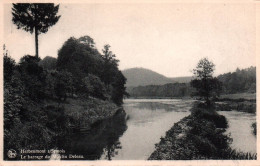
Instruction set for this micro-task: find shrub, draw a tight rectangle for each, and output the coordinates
[4,55,16,81]
[45,70,73,101]
[17,55,46,101]
[81,74,108,100]
[190,102,228,128]
[39,56,57,70]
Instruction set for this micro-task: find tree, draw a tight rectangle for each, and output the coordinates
[101,44,119,86]
[111,71,129,105]
[4,54,16,82]
[83,74,107,100]
[217,66,256,94]
[191,58,222,106]
[57,36,102,78]
[12,3,61,58]
[39,56,57,70]
[78,36,96,48]
[18,55,46,101]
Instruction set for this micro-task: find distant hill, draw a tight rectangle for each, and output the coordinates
[122,68,172,87]
[122,67,192,87]
[125,66,256,98]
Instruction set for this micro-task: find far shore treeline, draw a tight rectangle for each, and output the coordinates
[128,66,256,98]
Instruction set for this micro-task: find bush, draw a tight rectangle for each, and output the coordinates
[190,102,228,128]
[4,55,16,81]
[17,55,46,101]
[45,70,73,101]
[220,148,257,160]
[81,74,108,100]
[5,103,69,155]
[39,56,57,70]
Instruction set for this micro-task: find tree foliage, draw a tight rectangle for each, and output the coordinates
[17,55,46,101]
[57,36,128,104]
[39,56,57,70]
[191,58,222,104]
[81,74,108,100]
[101,44,119,86]
[217,67,256,94]
[12,3,61,57]
[45,70,73,101]
[129,83,191,98]
[56,37,103,85]
[111,71,128,105]
[4,35,127,156]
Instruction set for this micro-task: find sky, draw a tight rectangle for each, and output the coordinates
[3,3,256,77]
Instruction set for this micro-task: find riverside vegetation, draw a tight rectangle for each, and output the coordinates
[5,5,128,159]
[4,35,128,159]
[149,58,257,160]
[149,102,256,160]
[4,3,256,160]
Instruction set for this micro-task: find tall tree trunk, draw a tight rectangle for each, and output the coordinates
[35,27,39,58]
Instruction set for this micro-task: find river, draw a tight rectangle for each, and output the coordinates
[218,111,256,153]
[61,99,256,160]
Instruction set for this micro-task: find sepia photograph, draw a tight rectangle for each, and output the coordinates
[1,0,259,165]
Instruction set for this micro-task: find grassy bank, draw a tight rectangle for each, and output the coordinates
[219,93,256,100]
[214,93,256,114]
[4,97,120,160]
[149,102,256,160]
[215,101,256,114]
[128,96,192,99]
[61,97,120,129]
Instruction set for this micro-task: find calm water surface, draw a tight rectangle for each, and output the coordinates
[218,111,256,153]
[105,99,194,160]
[63,99,256,160]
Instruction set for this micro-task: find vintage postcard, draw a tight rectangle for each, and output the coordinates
[0,0,259,165]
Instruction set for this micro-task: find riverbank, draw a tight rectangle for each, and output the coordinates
[215,100,256,114]
[128,96,192,99]
[149,102,257,160]
[4,97,121,160]
[62,97,120,129]
[45,97,121,130]
[215,93,256,114]
[59,107,127,160]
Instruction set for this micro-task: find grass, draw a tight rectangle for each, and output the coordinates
[222,148,257,160]
[215,92,256,114]
[219,93,256,100]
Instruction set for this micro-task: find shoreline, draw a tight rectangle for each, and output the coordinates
[148,102,257,160]
[126,97,256,114]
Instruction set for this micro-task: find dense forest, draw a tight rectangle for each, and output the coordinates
[128,66,256,98]
[4,35,128,156]
[217,67,256,94]
[129,83,191,98]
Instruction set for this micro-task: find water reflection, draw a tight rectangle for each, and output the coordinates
[59,109,127,160]
[56,99,255,160]
[111,99,191,160]
[133,102,175,111]
[218,111,256,153]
